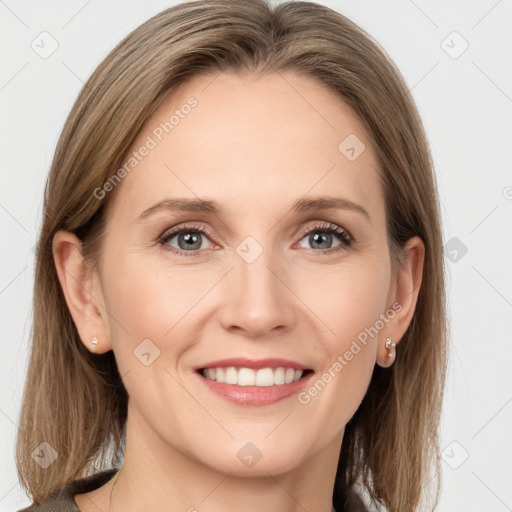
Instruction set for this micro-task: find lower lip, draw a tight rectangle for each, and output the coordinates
[196,371,314,406]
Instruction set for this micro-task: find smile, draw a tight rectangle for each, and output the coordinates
[200,366,312,386]
[195,358,314,406]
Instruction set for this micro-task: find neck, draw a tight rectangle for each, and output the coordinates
[108,401,343,512]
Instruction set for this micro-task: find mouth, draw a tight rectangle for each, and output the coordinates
[194,358,315,406]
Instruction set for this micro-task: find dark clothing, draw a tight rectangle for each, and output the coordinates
[17,468,367,511]
[17,469,118,512]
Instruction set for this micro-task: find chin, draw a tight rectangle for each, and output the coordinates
[194,437,312,477]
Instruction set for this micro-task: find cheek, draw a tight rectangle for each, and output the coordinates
[100,254,215,435]
[295,256,390,347]
[102,250,211,362]
[293,257,389,419]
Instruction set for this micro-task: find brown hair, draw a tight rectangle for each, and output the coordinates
[16,1,447,510]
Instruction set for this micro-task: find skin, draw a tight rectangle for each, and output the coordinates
[53,71,424,512]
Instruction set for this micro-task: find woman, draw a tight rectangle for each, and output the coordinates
[15,1,447,511]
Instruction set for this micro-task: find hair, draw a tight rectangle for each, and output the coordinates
[15,1,447,511]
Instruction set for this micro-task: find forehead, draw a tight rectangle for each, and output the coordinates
[105,70,383,223]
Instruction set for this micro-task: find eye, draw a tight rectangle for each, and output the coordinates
[296,221,353,253]
[159,224,215,256]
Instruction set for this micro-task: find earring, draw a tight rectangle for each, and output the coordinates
[91,336,99,346]
[381,337,396,368]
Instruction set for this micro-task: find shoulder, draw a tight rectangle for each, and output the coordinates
[16,468,119,512]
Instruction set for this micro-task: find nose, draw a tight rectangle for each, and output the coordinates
[217,244,297,338]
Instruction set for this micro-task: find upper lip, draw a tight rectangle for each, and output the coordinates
[196,357,312,371]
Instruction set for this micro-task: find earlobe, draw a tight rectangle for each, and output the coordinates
[52,230,112,354]
[376,236,425,368]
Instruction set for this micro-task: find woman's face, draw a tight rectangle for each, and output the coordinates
[92,71,403,475]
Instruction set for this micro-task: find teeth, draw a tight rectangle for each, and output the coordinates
[202,366,305,386]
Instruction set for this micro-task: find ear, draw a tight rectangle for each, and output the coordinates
[52,230,112,354]
[376,236,425,367]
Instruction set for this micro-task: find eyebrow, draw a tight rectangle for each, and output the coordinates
[136,196,371,222]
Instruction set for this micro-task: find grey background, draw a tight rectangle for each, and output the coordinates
[1,1,511,510]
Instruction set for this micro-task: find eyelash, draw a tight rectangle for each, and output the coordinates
[158,221,354,257]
